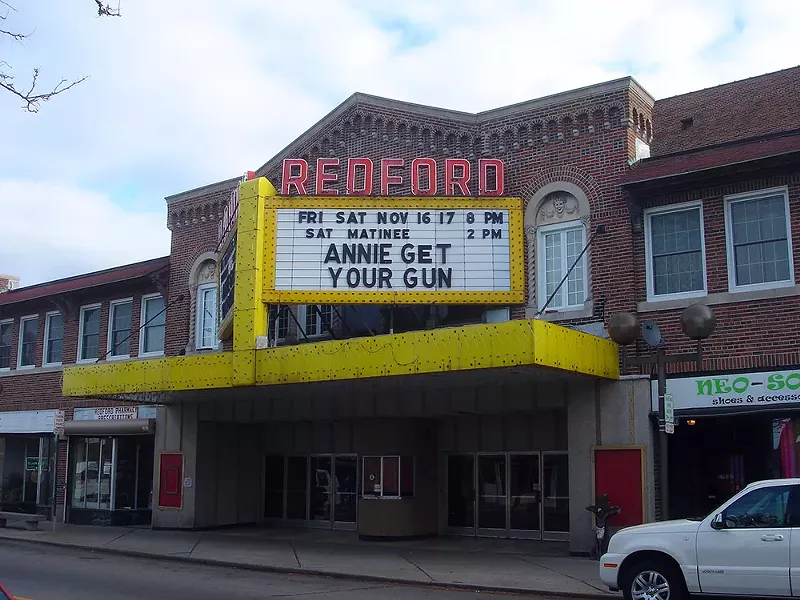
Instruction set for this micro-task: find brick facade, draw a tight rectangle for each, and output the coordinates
[3,66,798,523]
[0,263,167,516]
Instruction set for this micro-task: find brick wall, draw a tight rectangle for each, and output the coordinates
[0,279,163,513]
[629,169,800,373]
[165,185,235,356]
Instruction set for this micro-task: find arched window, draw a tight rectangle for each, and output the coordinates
[186,254,219,352]
[524,184,592,314]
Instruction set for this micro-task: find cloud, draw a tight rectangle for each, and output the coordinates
[0,180,169,286]
[1,0,798,286]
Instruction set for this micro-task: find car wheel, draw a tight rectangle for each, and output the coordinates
[621,558,686,600]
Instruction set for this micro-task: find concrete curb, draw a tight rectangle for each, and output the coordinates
[0,535,615,599]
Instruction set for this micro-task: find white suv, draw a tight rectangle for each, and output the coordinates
[600,478,800,599]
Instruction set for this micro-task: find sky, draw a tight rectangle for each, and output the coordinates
[1,0,799,286]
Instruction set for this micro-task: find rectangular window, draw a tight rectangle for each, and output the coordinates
[362,456,414,498]
[645,203,706,300]
[0,320,12,369]
[140,295,166,356]
[44,312,64,366]
[79,305,102,362]
[108,299,133,358]
[303,304,333,338]
[17,315,38,368]
[726,188,794,291]
[196,284,218,350]
[537,224,586,311]
[195,283,217,350]
[268,305,290,341]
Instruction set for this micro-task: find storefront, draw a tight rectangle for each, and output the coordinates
[64,406,157,526]
[0,409,59,517]
[661,368,800,519]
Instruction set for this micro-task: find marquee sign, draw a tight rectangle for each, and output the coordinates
[262,196,525,304]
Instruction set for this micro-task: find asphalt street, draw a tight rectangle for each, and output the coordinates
[0,540,595,600]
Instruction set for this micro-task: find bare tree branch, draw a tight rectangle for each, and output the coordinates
[0,67,89,112]
[0,1,119,111]
[94,0,121,17]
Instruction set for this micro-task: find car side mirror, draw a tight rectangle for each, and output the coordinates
[711,513,725,530]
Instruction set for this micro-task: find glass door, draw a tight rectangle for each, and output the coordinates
[264,455,285,520]
[286,456,308,521]
[447,454,475,534]
[333,454,357,529]
[477,453,507,536]
[542,452,570,540]
[509,453,541,539]
[309,455,332,527]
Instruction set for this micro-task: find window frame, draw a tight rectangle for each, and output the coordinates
[643,200,708,302]
[107,298,134,360]
[298,304,333,339]
[77,303,103,364]
[721,484,794,529]
[724,186,795,293]
[268,305,290,343]
[43,310,64,367]
[139,293,166,358]
[16,314,39,370]
[0,318,12,371]
[195,283,219,350]
[361,455,415,500]
[536,221,589,312]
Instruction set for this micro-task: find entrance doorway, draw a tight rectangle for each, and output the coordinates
[447,451,568,540]
[68,435,154,526]
[264,454,358,529]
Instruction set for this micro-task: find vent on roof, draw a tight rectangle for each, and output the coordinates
[681,117,694,131]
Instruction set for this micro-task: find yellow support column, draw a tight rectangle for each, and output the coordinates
[232,177,276,386]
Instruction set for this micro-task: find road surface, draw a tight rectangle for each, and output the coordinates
[0,540,595,600]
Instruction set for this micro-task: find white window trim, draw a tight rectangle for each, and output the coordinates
[297,305,332,339]
[139,293,166,357]
[724,186,795,293]
[643,200,708,303]
[195,283,218,350]
[16,314,39,370]
[536,221,589,312]
[77,303,102,364]
[43,310,63,367]
[269,305,290,343]
[106,298,133,360]
[0,318,12,371]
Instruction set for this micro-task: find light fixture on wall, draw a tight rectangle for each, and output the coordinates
[686,419,697,426]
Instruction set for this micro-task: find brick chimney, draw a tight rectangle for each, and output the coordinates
[0,274,20,293]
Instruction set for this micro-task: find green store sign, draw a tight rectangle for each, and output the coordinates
[660,369,800,411]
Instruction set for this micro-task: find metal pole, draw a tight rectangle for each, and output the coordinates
[656,348,669,521]
[52,434,59,533]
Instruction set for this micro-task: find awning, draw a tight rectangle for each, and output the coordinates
[62,418,156,436]
[61,318,620,401]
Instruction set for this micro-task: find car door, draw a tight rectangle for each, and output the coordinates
[696,483,793,596]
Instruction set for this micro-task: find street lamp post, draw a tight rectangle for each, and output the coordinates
[608,304,716,521]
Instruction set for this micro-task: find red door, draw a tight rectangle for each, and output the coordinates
[158,452,183,509]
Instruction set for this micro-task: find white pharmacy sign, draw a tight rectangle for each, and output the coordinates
[267,200,524,305]
[73,406,158,421]
[653,368,800,412]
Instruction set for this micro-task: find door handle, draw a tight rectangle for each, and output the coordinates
[761,534,785,542]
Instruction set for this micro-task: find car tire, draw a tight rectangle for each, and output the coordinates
[620,557,686,600]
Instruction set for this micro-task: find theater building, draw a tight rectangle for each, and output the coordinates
[620,66,800,519]
[56,75,664,556]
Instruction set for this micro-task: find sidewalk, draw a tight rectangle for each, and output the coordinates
[0,522,617,598]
